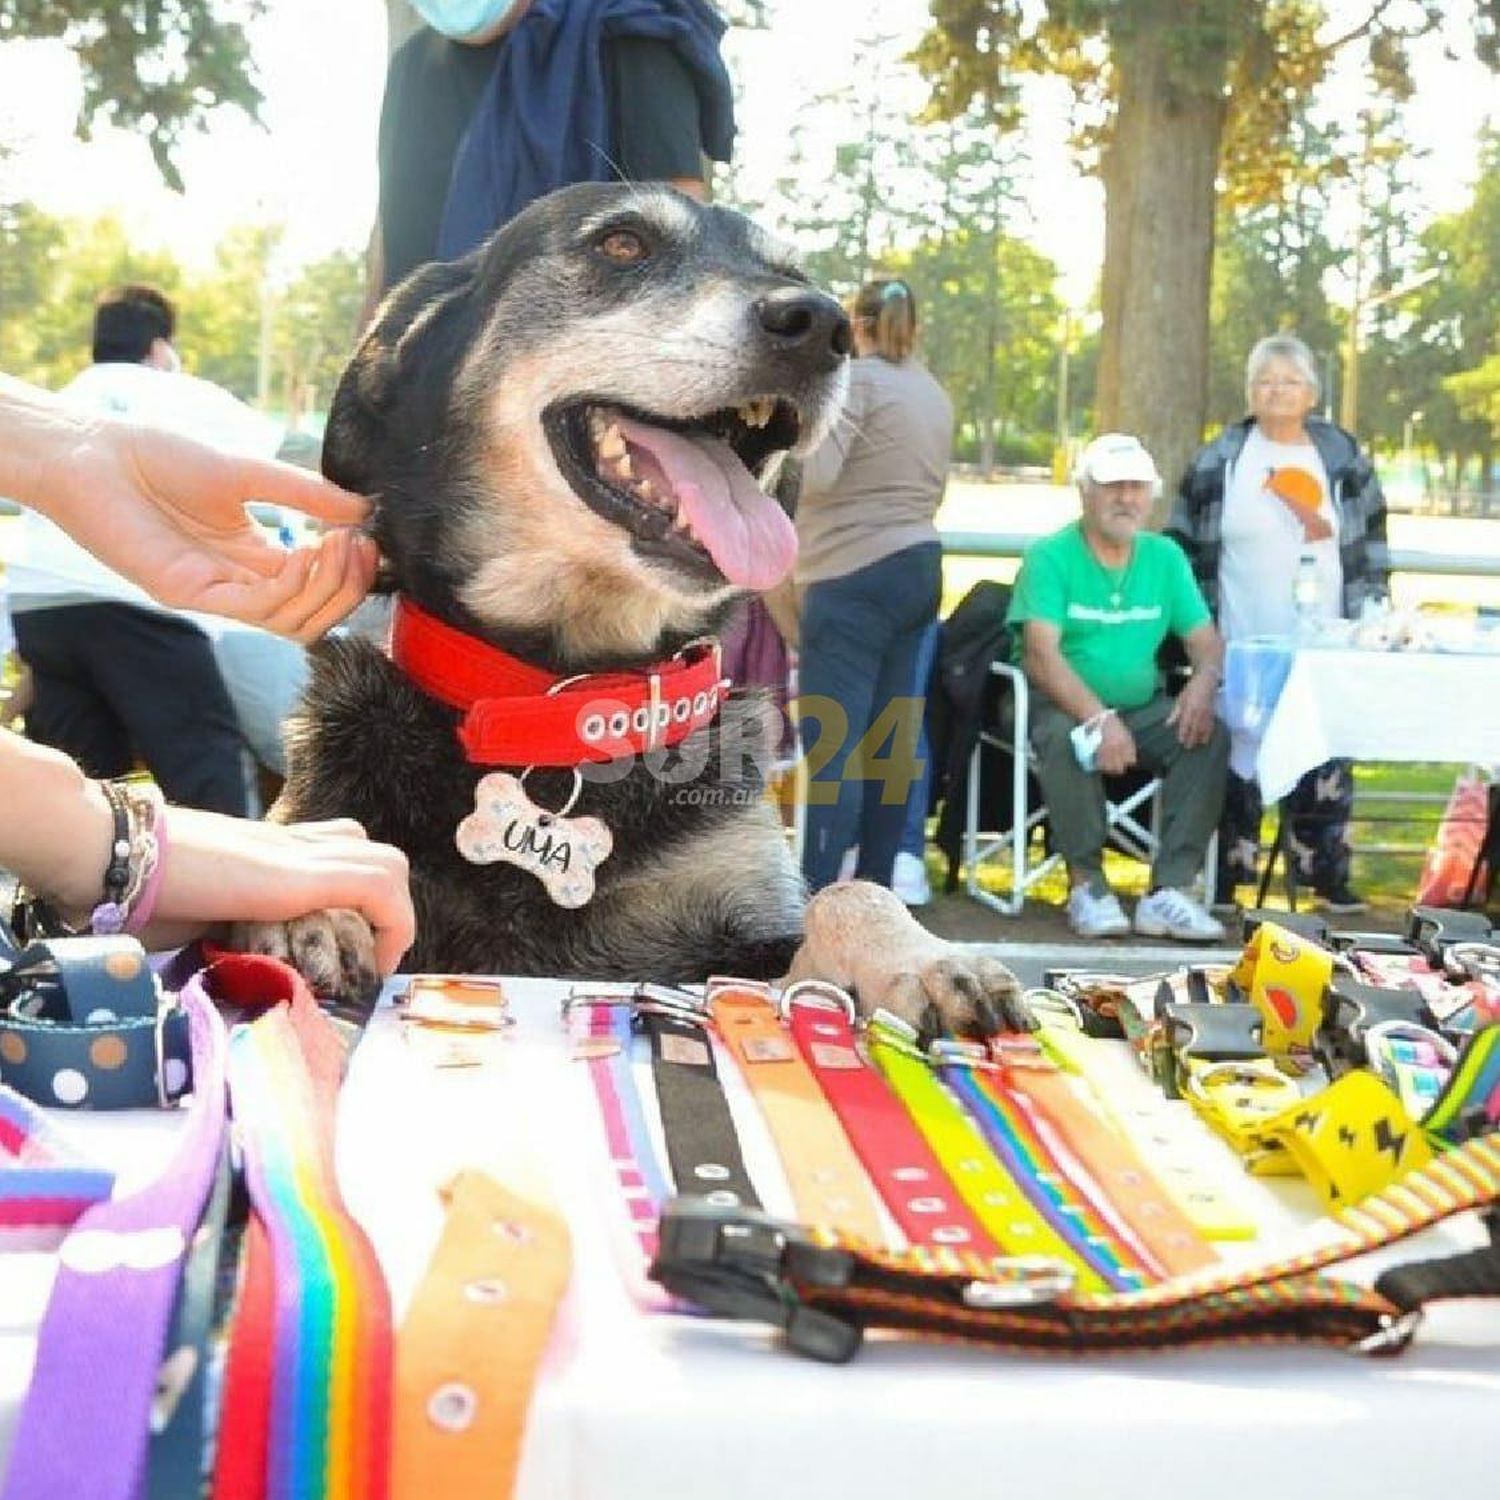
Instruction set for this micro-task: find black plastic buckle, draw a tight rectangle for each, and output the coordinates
[1242,909,1330,947]
[1319,977,1436,1072]
[1407,906,1492,962]
[650,1197,864,1363]
[1161,1000,1265,1062]
[1330,931,1420,957]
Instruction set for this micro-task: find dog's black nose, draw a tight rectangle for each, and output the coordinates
[755,288,852,369]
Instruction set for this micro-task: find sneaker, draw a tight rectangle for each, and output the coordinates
[1067,884,1131,939]
[1134,887,1226,943]
[892,851,933,908]
[1320,884,1369,915]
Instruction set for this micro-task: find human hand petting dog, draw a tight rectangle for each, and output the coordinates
[159,814,414,993]
[786,883,1029,1040]
[1,733,414,993]
[2,373,378,641]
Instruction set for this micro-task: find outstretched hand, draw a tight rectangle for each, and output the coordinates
[44,418,379,642]
[143,811,415,977]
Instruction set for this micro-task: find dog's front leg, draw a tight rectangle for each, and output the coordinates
[783,882,1028,1039]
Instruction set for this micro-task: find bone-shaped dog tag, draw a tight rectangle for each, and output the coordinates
[455,771,612,908]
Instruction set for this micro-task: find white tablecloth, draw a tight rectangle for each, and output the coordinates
[1226,642,1500,801]
[5,977,1500,1499]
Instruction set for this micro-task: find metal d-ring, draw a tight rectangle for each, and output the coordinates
[778,978,857,1024]
[516,766,585,821]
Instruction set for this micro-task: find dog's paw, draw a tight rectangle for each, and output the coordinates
[792,882,1029,1041]
[865,948,1029,1042]
[228,909,382,1005]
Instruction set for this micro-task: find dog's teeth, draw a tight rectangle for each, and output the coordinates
[613,452,634,481]
[598,424,626,461]
[636,478,657,502]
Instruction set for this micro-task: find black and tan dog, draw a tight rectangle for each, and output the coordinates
[249,183,1022,1037]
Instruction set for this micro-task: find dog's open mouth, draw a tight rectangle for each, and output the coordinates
[544,398,802,591]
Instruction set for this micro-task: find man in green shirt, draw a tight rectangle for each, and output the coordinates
[1008,433,1228,940]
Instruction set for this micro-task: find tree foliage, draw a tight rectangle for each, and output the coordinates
[914,0,1500,503]
[0,1,265,190]
[723,43,1073,471]
[0,204,361,426]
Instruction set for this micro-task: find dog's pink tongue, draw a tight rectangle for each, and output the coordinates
[616,417,797,590]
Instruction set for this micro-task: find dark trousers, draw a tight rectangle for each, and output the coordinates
[14,603,250,815]
[1219,759,1354,898]
[1029,690,1229,893]
[798,542,943,892]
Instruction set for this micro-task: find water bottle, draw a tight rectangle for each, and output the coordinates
[1292,552,1320,642]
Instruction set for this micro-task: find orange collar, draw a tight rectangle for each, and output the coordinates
[388,597,726,767]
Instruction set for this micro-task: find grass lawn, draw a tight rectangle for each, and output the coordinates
[957,760,1479,915]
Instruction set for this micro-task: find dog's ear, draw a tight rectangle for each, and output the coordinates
[323,257,477,495]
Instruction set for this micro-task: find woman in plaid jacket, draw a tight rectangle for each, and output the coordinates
[1166,333,1390,912]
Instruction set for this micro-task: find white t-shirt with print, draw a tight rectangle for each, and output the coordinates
[1217,425,1342,642]
[6,363,282,622]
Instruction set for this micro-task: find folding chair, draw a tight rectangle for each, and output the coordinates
[963,661,1214,916]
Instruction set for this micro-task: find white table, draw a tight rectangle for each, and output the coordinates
[1223,641,1500,802]
[5,977,1500,1500]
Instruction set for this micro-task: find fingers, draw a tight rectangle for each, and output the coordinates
[228,453,371,528]
[290,848,414,976]
[161,809,414,976]
[203,530,378,640]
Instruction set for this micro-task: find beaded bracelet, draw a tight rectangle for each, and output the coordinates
[89,781,168,937]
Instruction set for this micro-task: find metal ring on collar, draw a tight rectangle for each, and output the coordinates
[1021,986,1086,1031]
[515,766,584,820]
[778,979,857,1024]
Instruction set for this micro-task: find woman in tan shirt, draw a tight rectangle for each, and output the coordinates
[795,278,952,893]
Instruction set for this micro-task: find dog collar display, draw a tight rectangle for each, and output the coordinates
[1031,1000,1258,1241]
[983,1029,1218,1279]
[0,1085,115,1250]
[213,956,393,1500]
[639,1000,762,1213]
[1424,1023,1500,1144]
[651,1130,1500,1362]
[390,596,727,767]
[565,993,678,1307]
[865,1014,1111,1292]
[1260,1070,1436,1211]
[0,932,192,1110]
[934,1045,1149,1291]
[706,980,890,1246]
[2,973,227,1500]
[393,1170,572,1500]
[783,984,1001,1257]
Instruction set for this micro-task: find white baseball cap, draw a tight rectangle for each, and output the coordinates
[1076,433,1160,489]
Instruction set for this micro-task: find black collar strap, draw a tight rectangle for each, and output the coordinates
[637,987,761,1214]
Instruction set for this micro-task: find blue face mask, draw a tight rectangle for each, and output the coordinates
[413,0,526,44]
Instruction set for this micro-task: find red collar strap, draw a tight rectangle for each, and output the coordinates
[389,596,727,767]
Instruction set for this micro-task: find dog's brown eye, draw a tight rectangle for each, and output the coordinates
[597,229,648,264]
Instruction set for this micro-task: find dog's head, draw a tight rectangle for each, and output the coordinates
[328,183,850,664]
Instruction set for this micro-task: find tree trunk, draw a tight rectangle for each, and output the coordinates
[1096,16,1230,522]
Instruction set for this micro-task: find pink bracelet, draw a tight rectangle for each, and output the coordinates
[123,806,169,937]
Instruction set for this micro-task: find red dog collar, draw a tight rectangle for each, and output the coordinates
[389,597,727,767]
